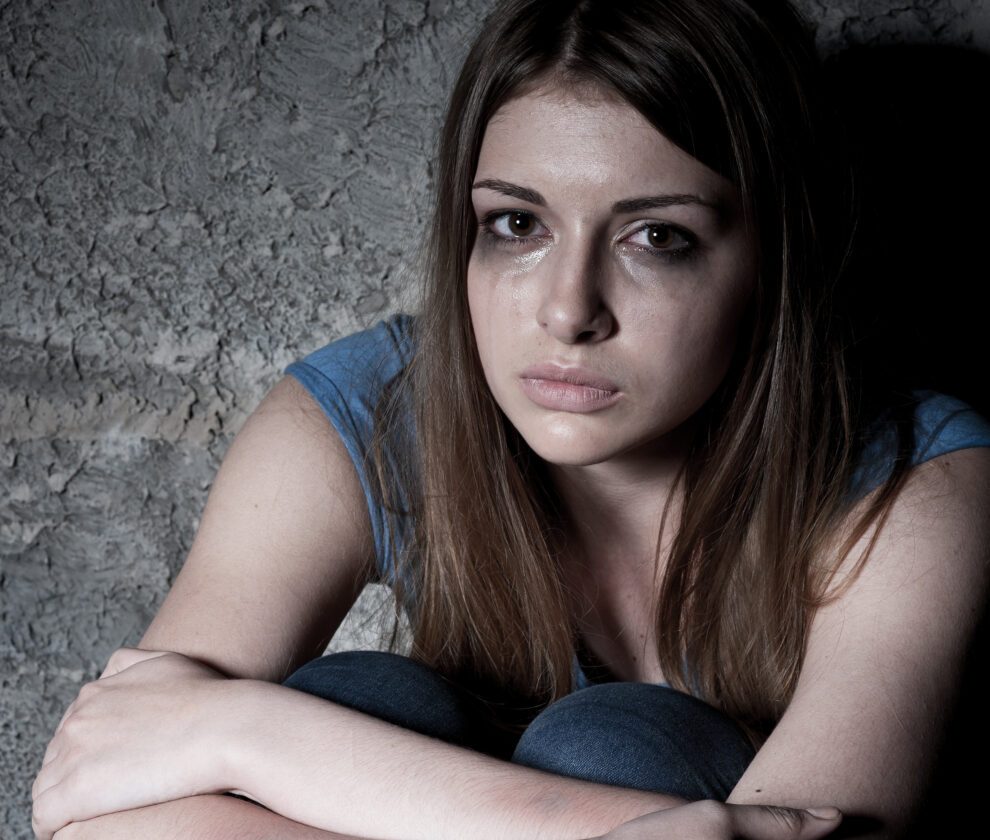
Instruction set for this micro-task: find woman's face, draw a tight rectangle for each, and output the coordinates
[467,83,757,468]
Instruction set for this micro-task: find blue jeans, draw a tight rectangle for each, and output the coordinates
[281,650,755,801]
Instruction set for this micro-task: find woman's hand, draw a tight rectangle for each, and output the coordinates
[594,801,842,840]
[31,647,236,840]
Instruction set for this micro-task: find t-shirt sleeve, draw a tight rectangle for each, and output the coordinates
[849,390,990,500]
[284,313,415,586]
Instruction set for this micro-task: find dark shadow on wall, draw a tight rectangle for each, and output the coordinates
[821,44,990,837]
[827,44,990,421]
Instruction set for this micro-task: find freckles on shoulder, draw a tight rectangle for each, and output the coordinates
[828,446,990,586]
[889,447,990,561]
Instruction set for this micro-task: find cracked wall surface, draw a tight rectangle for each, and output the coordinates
[2,1,988,836]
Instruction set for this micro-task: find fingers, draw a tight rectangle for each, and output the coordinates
[99,646,170,679]
[52,700,75,739]
[32,772,68,840]
[729,803,842,839]
[33,647,176,840]
[605,800,844,840]
[33,740,66,802]
[40,742,59,769]
[32,775,94,840]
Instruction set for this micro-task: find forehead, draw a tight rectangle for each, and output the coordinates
[475,85,732,204]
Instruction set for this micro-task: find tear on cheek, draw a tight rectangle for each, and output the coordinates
[479,251,548,282]
[619,256,686,289]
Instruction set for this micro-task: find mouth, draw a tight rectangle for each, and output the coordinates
[518,363,621,413]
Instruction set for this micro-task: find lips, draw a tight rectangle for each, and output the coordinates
[518,363,619,392]
[517,363,622,413]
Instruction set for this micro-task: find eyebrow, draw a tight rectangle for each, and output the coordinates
[471,178,719,214]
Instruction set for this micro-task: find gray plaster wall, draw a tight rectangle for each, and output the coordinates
[1,1,987,836]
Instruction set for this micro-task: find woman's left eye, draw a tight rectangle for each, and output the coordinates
[622,223,697,261]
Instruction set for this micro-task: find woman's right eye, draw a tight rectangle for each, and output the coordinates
[480,211,549,245]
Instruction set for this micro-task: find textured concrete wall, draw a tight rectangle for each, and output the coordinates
[2,1,988,836]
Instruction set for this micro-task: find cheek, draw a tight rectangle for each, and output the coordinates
[635,278,753,400]
[679,248,756,361]
[697,292,748,353]
[467,255,530,354]
[686,295,752,392]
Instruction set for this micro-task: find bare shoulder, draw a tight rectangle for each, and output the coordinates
[806,446,990,709]
[727,447,990,831]
[230,374,367,490]
[828,446,990,605]
[139,374,377,682]
[249,373,342,434]
[814,445,990,685]
[209,374,372,548]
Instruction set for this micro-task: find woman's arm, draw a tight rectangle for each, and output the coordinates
[32,647,682,839]
[38,654,836,840]
[35,375,379,839]
[33,377,678,839]
[224,676,682,839]
[723,447,990,837]
[30,373,845,840]
[51,795,362,840]
[591,446,989,840]
[133,375,374,682]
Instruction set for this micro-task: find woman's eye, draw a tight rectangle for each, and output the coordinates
[624,223,696,261]
[482,211,548,243]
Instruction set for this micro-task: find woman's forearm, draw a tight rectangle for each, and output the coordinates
[220,680,683,840]
[54,794,365,840]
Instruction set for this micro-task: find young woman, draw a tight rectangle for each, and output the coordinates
[32,1,990,838]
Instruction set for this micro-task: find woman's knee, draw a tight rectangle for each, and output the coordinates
[282,650,512,754]
[283,650,442,705]
[511,682,756,801]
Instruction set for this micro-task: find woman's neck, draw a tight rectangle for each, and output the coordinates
[550,451,686,685]
[548,437,688,568]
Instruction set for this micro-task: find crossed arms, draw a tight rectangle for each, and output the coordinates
[32,377,990,839]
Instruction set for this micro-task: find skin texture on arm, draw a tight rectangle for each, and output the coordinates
[724,447,990,837]
[135,375,375,682]
[50,795,363,840]
[222,678,683,839]
[33,648,683,839]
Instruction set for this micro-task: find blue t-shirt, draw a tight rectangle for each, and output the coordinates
[287,313,416,580]
[286,312,990,691]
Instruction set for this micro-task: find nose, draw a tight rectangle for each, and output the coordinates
[536,239,614,344]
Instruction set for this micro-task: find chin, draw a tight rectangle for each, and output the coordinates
[514,420,624,467]
[530,445,617,468]
[512,408,698,468]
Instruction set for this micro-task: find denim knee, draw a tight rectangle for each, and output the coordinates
[511,682,756,801]
[282,650,516,756]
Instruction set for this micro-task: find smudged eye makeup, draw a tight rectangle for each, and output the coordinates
[622,223,696,260]
[477,210,699,264]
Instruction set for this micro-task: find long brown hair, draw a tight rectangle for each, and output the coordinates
[369,0,913,745]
